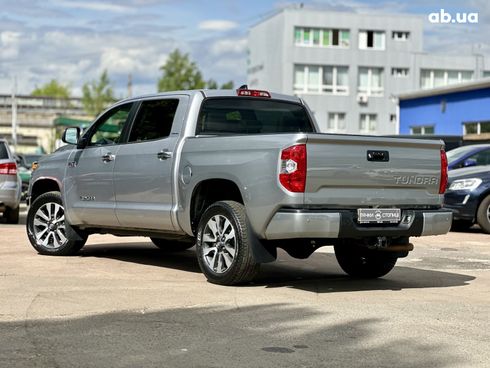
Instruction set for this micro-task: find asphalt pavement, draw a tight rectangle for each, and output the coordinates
[0,205,489,367]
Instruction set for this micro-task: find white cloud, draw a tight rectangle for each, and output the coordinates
[198,20,238,31]
[210,38,247,56]
[0,31,21,60]
[99,47,167,77]
[52,0,132,13]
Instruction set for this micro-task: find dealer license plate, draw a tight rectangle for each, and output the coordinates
[357,208,401,224]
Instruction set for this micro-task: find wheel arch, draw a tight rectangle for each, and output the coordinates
[477,188,490,205]
[31,178,62,204]
[189,178,244,235]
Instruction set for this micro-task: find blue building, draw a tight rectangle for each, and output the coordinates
[398,79,490,140]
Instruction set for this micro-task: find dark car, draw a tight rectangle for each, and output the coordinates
[444,165,490,233]
[446,144,490,170]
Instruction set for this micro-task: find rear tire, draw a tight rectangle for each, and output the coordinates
[150,237,194,252]
[476,195,490,234]
[26,191,87,256]
[4,206,19,224]
[334,242,397,278]
[196,201,259,285]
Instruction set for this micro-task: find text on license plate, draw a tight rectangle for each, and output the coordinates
[357,208,401,224]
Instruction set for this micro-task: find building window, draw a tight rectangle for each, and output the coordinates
[410,125,435,135]
[358,67,384,96]
[484,71,490,78]
[463,121,490,135]
[390,114,397,124]
[359,30,385,50]
[392,68,409,77]
[294,27,350,48]
[327,112,346,132]
[420,69,473,89]
[359,114,377,134]
[294,64,349,95]
[392,31,410,41]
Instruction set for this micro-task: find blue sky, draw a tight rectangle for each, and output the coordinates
[0,0,487,97]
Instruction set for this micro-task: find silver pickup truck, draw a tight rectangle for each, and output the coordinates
[26,88,452,285]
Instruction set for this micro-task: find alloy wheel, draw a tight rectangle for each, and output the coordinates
[33,202,67,249]
[202,215,236,274]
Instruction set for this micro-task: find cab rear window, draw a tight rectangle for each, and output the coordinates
[196,98,314,135]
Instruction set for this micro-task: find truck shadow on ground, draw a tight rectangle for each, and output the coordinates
[0,303,465,368]
[449,226,485,234]
[80,243,475,293]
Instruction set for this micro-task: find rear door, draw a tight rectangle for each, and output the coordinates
[113,96,188,230]
[64,102,135,227]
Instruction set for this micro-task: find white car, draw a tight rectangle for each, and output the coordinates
[0,138,21,223]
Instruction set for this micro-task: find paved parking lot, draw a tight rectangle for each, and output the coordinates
[0,206,489,367]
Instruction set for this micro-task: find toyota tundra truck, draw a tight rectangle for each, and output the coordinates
[26,88,452,285]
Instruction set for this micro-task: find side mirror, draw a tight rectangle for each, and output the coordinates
[62,127,80,145]
[463,158,477,168]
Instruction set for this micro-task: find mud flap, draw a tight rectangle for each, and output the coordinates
[248,228,277,263]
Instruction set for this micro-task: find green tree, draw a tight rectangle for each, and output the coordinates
[206,79,234,90]
[32,79,71,99]
[82,70,115,116]
[206,79,218,89]
[157,49,205,91]
[220,80,234,89]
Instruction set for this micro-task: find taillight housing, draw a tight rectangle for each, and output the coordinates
[279,144,307,193]
[0,162,17,176]
[439,149,448,194]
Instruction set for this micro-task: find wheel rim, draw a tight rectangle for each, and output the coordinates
[33,202,67,249]
[487,204,490,223]
[202,214,236,274]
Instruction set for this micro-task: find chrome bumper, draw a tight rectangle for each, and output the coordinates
[265,209,452,240]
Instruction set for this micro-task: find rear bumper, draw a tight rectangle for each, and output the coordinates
[265,208,452,240]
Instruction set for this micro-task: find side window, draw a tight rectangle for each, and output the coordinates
[128,99,179,142]
[89,103,133,146]
[470,150,490,165]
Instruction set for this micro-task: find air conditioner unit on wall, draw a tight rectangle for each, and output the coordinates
[357,94,368,104]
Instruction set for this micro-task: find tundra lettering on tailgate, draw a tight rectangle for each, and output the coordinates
[394,175,438,185]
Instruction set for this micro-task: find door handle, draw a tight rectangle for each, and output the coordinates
[157,150,172,160]
[102,153,115,162]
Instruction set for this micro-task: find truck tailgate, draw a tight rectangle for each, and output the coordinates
[305,134,444,207]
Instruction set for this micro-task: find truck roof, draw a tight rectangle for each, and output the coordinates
[118,89,303,105]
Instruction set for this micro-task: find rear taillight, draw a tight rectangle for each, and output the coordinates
[0,162,17,175]
[439,149,448,194]
[279,144,307,193]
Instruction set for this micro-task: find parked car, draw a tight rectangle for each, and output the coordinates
[15,153,42,200]
[0,138,21,223]
[446,144,490,170]
[444,165,490,233]
[26,88,452,285]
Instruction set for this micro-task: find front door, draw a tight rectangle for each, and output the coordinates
[113,96,188,230]
[64,102,135,227]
